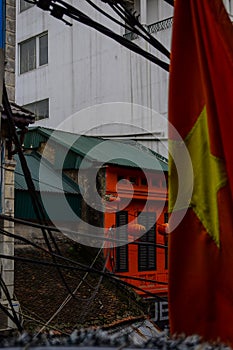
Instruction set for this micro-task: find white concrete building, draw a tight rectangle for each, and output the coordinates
[15,0,233,157]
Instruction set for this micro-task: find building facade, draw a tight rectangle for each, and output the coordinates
[20,126,168,298]
[104,164,168,297]
[15,0,233,158]
[15,0,174,157]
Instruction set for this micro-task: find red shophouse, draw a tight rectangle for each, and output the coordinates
[22,127,168,298]
[104,163,168,298]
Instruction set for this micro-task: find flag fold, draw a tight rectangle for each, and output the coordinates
[169,0,233,344]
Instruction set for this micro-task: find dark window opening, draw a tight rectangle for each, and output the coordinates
[129,177,137,185]
[20,0,34,12]
[24,98,49,120]
[39,33,48,66]
[138,212,156,271]
[141,178,147,186]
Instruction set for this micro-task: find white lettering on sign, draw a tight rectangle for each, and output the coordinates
[154,301,169,322]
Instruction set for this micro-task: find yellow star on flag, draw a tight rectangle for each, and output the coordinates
[169,106,227,247]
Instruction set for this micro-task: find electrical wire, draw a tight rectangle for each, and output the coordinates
[5,303,70,335]
[86,0,171,60]
[25,0,169,71]
[83,0,171,59]
[0,252,167,300]
[0,214,168,249]
[3,83,78,299]
[84,0,133,33]
[64,8,169,71]
[0,226,98,292]
[0,274,23,332]
[0,224,168,287]
[3,0,171,330]
[0,223,168,289]
[79,243,113,323]
[109,1,170,58]
[3,167,78,194]
[34,245,104,337]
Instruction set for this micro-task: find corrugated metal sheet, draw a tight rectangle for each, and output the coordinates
[14,152,80,193]
[23,127,168,171]
[105,318,162,346]
[14,152,81,220]
[15,191,81,220]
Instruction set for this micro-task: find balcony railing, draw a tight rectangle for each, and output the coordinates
[148,16,173,34]
[123,16,173,41]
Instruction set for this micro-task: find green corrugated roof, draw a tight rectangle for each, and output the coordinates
[22,127,168,172]
[15,191,81,221]
[14,152,80,193]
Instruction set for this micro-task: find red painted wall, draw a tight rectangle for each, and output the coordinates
[104,165,168,297]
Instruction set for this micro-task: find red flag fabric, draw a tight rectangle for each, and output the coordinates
[168,0,233,344]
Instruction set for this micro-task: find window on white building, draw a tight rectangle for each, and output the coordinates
[39,33,48,66]
[19,32,48,74]
[20,37,36,74]
[23,99,49,120]
[20,0,34,12]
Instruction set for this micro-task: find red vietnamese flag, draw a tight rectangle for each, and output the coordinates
[168,0,233,344]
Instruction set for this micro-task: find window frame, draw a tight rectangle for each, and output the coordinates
[19,36,36,74]
[23,98,49,121]
[39,32,48,67]
[19,0,34,12]
[19,32,48,74]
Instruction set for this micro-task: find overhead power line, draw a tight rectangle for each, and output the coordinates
[1,253,167,299]
[0,274,23,332]
[0,224,168,287]
[34,246,105,337]
[3,83,76,300]
[0,214,168,249]
[25,0,170,71]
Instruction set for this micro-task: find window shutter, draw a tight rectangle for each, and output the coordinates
[116,211,128,272]
[138,212,156,271]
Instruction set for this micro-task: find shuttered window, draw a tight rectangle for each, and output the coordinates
[138,212,156,271]
[115,211,128,272]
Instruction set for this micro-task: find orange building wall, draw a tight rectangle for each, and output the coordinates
[104,165,168,297]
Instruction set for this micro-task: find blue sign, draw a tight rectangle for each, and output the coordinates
[0,0,5,49]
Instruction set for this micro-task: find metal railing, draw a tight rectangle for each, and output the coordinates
[123,16,173,41]
[148,16,173,34]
